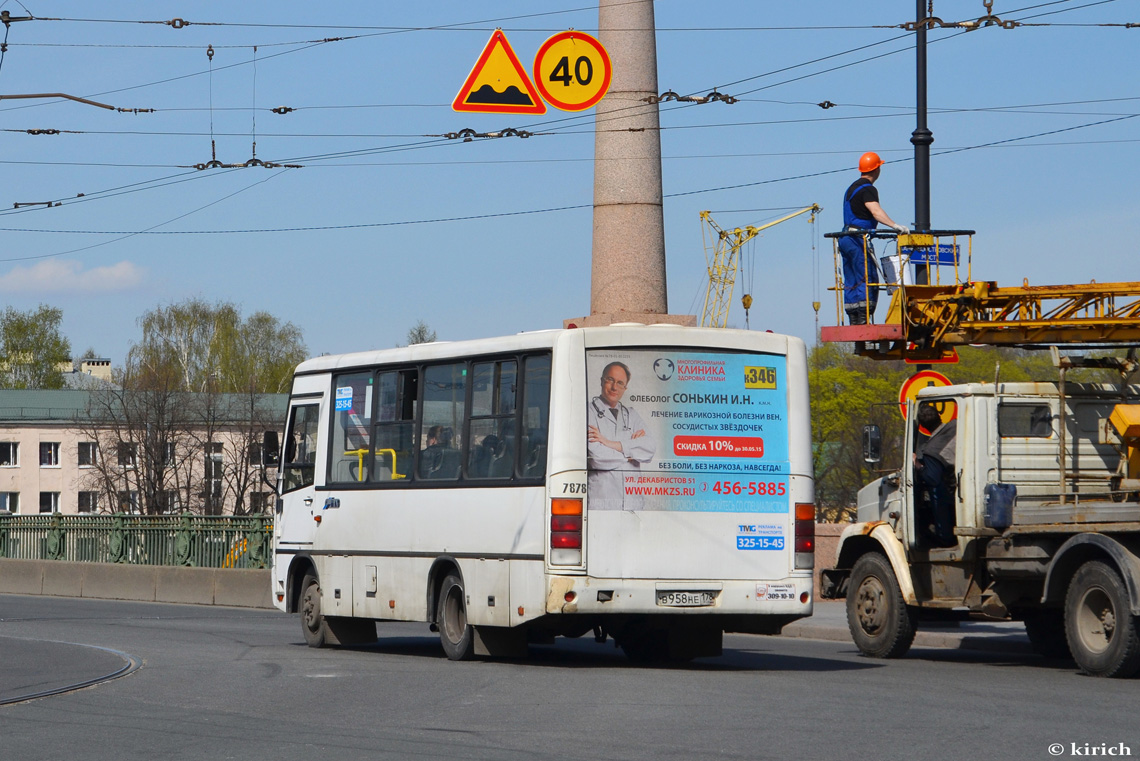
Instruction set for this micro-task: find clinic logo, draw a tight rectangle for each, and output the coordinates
[653,358,675,381]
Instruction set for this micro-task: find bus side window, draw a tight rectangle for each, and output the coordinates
[372,369,416,482]
[330,372,374,484]
[520,354,551,478]
[468,360,518,480]
[420,362,466,480]
[283,403,320,493]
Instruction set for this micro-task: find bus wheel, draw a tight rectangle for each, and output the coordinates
[846,553,917,659]
[300,573,328,648]
[437,574,474,661]
[1064,561,1140,678]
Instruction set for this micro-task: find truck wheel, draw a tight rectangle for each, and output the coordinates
[1064,561,1140,678]
[846,553,917,659]
[299,573,328,648]
[437,574,474,661]
[1020,609,1071,660]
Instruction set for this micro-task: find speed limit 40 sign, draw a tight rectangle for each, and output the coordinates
[533,31,612,111]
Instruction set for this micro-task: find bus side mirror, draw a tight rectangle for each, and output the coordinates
[863,424,882,464]
[262,430,280,468]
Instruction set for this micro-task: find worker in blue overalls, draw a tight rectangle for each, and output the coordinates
[840,152,910,325]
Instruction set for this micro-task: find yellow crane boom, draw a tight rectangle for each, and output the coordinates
[700,204,821,328]
[819,230,1140,359]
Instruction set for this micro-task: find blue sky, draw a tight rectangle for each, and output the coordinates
[0,1,1135,364]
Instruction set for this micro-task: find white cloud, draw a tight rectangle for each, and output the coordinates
[0,260,145,293]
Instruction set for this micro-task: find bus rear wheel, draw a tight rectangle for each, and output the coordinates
[1064,561,1140,678]
[846,553,917,659]
[300,573,328,648]
[437,574,474,661]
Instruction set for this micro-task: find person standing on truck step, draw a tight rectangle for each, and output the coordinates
[914,403,957,547]
[840,151,910,326]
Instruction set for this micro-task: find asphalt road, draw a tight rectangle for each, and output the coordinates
[0,594,1134,761]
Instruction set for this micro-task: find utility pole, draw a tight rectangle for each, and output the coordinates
[911,0,933,284]
[565,0,695,328]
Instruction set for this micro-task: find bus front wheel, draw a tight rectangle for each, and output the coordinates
[437,574,474,661]
[300,573,328,648]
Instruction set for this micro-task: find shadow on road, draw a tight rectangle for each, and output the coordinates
[303,629,882,673]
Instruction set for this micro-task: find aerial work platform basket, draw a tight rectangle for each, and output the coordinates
[820,228,1140,360]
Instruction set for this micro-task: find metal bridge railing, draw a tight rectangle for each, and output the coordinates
[0,513,273,569]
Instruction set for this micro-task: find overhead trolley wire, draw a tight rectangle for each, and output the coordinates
[36,2,624,30]
[4,109,1133,243]
[0,169,289,262]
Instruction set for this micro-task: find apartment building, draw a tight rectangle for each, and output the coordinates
[0,390,287,516]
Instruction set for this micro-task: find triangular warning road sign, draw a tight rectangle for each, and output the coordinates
[453,30,547,115]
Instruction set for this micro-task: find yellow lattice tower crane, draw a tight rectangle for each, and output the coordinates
[700,204,821,328]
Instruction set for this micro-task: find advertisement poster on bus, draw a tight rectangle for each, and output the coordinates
[585,349,790,514]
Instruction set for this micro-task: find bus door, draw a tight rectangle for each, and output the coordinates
[276,400,322,550]
[584,348,797,581]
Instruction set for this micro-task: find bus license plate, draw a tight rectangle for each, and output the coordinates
[656,591,715,607]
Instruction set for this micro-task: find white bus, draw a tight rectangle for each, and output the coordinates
[267,325,814,661]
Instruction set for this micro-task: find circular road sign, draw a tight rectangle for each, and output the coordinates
[898,370,957,425]
[533,31,612,112]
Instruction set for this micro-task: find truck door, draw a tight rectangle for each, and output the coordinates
[906,396,959,551]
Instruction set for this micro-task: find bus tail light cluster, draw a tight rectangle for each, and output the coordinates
[794,502,815,570]
[550,498,583,565]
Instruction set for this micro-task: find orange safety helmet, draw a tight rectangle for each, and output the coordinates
[858,151,883,173]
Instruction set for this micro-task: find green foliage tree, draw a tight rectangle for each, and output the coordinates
[124,298,307,393]
[0,304,72,389]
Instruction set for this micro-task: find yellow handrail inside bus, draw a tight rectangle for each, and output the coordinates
[343,448,406,481]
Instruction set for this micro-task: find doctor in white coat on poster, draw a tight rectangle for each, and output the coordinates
[587,361,657,510]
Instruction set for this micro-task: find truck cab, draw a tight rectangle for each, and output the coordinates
[822,381,1140,678]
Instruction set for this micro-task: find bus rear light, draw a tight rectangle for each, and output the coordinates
[800,592,810,604]
[564,591,576,603]
[794,502,815,570]
[550,531,581,549]
[550,498,583,564]
[550,515,582,532]
[551,498,583,515]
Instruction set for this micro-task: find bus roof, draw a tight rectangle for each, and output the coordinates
[295,325,800,375]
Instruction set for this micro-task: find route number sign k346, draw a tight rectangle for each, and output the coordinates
[533,31,612,112]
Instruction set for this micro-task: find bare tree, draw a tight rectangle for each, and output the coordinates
[404,320,437,346]
[74,382,201,515]
[128,298,306,394]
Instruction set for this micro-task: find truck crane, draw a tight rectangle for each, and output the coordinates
[699,204,820,328]
[818,227,1140,678]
